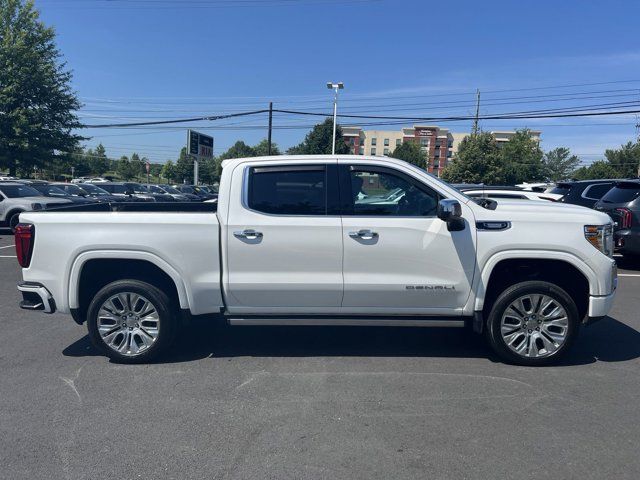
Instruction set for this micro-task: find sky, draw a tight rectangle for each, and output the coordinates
[35,0,640,166]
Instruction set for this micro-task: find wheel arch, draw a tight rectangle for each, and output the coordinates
[475,252,594,321]
[68,251,190,324]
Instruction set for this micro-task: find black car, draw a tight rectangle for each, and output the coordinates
[147,184,196,202]
[172,184,217,201]
[594,180,640,258]
[548,179,620,208]
[27,183,99,205]
[99,182,157,202]
[56,183,122,202]
[75,183,134,203]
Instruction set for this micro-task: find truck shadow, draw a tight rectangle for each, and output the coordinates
[63,316,640,367]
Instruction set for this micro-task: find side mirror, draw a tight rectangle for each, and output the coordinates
[437,199,465,231]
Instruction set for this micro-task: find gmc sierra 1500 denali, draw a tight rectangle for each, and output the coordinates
[15,155,617,365]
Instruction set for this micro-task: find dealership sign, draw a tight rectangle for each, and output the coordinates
[188,130,214,158]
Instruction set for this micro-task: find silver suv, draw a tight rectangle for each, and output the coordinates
[0,182,73,232]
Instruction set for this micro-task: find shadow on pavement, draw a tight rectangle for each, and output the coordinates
[63,316,640,367]
[616,255,640,272]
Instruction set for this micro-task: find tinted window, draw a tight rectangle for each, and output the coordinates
[149,186,165,194]
[102,184,127,194]
[548,184,571,195]
[248,166,326,215]
[33,185,69,197]
[600,183,640,204]
[347,168,439,216]
[583,183,613,200]
[0,185,41,198]
[80,184,109,195]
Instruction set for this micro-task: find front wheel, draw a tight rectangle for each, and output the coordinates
[486,281,579,366]
[87,280,177,363]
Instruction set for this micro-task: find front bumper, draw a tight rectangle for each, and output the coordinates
[17,282,56,313]
[585,291,616,325]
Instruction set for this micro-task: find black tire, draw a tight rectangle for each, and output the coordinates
[485,280,579,366]
[9,211,21,233]
[87,279,177,363]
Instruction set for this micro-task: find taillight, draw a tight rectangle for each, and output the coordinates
[616,208,633,229]
[14,223,35,268]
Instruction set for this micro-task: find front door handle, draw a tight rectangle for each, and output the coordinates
[348,229,378,240]
[234,229,263,239]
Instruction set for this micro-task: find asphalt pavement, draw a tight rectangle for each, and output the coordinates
[1,232,639,480]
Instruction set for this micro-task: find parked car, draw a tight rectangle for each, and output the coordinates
[99,182,156,202]
[147,184,194,202]
[76,183,136,203]
[547,179,620,208]
[594,180,640,258]
[26,183,100,205]
[85,177,109,183]
[16,155,617,366]
[458,186,562,202]
[0,182,72,231]
[71,177,90,184]
[172,184,217,201]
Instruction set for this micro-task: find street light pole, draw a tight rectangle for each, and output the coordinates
[327,82,344,155]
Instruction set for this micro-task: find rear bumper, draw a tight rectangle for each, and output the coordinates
[614,229,640,255]
[17,282,56,314]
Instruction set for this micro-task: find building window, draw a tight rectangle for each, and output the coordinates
[371,138,377,146]
[371,147,377,155]
[359,147,364,155]
[447,151,452,157]
[396,139,401,146]
[420,138,429,146]
[448,140,453,148]
[384,138,389,146]
[435,141,441,148]
[383,148,389,155]
[434,151,440,158]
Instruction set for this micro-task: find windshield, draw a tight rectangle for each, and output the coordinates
[177,185,195,194]
[162,185,181,194]
[59,184,86,196]
[0,184,42,198]
[149,185,166,194]
[126,183,148,194]
[33,185,70,197]
[600,183,640,204]
[79,183,109,195]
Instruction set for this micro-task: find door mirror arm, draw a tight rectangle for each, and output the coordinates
[437,199,465,231]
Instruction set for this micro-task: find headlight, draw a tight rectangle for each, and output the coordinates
[584,224,613,257]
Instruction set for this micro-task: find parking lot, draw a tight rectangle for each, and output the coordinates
[1,230,639,480]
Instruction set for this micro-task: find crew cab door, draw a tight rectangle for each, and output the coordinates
[338,162,476,315]
[224,161,343,314]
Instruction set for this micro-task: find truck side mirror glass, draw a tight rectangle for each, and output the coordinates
[437,199,465,231]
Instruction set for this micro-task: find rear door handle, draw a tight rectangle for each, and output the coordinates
[348,229,378,240]
[234,229,263,239]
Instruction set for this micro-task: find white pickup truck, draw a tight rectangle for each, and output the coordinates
[15,155,617,365]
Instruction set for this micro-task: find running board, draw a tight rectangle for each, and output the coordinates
[226,317,466,327]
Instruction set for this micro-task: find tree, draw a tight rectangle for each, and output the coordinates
[542,147,581,181]
[253,139,281,156]
[174,147,193,184]
[129,153,144,181]
[604,141,640,178]
[0,0,83,176]
[441,132,503,184]
[161,160,176,183]
[499,129,545,184]
[116,156,133,180]
[287,118,350,155]
[572,160,620,180]
[219,141,256,160]
[388,141,427,169]
[88,144,109,175]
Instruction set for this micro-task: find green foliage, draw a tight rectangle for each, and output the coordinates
[174,147,193,184]
[542,147,581,181]
[572,160,621,180]
[253,139,281,156]
[604,141,640,178]
[441,132,503,183]
[287,119,350,155]
[388,141,427,169]
[219,140,256,160]
[0,0,83,176]
[499,129,545,184]
[161,160,176,183]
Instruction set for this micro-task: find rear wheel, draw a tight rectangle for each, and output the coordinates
[486,281,579,366]
[87,279,176,363]
[9,212,21,233]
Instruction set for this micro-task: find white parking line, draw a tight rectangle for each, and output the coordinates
[0,244,15,249]
[0,255,16,258]
[619,273,640,277]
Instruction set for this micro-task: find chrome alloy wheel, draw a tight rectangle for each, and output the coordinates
[97,292,160,357]
[500,294,569,358]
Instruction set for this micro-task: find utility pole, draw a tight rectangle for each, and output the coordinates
[472,88,481,135]
[267,102,273,155]
[327,82,344,154]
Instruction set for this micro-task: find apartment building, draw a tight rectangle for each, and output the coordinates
[343,126,541,176]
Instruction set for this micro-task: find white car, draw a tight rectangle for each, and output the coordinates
[15,155,616,366]
[462,188,563,202]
